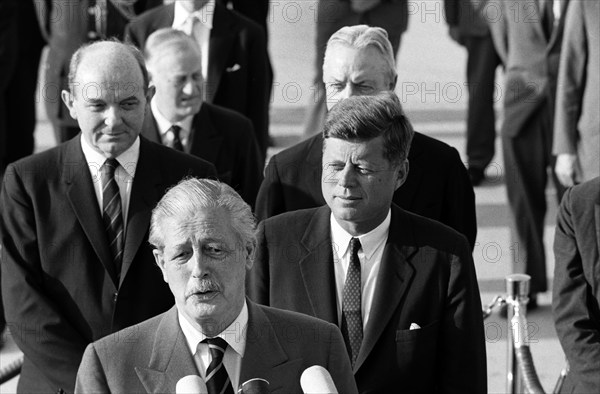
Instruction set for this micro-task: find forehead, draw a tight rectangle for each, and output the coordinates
[152,45,202,75]
[73,49,145,99]
[324,44,389,79]
[161,207,237,246]
[323,136,387,162]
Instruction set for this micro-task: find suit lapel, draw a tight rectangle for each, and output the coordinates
[136,307,199,393]
[399,132,425,207]
[241,301,302,392]
[152,4,175,31]
[548,0,569,49]
[207,4,236,103]
[189,104,224,164]
[141,113,162,145]
[595,201,600,269]
[63,137,118,284]
[120,138,162,286]
[354,206,417,372]
[308,136,326,204]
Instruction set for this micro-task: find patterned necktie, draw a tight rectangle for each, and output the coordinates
[341,237,363,368]
[101,158,124,277]
[203,337,234,394]
[168,125,184,151]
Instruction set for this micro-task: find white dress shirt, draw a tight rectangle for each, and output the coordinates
[173,0,215,81]
[80,135,139,232]
[330,210,391,330]
[179,301,248,391]
[150,98,193,149]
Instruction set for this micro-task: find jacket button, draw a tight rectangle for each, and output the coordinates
[113,292,118,302]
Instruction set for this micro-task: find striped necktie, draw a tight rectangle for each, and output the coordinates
[202,337,234,394]
[341,237,363,368]
[101,158,124,278]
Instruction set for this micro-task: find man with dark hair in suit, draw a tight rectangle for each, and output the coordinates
[142,28,263,207]
[75,178,358,394]
[125,0,270,158]
[256,24,477,250]
[248,92,487,393]
[488,0,570,306]
[0,40,216,393]
[552,176,600,392]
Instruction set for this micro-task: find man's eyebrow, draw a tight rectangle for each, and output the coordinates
[120,95,140,102]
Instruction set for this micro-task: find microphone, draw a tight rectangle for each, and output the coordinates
[237,378,270,393]
[300,365,338,394]
[176,375,208,394]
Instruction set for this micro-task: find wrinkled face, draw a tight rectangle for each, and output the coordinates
[322,136,407,235]
[153,207,254,335]
[150,45,203,123]
[323,44,394,111]
[62,47,151,158]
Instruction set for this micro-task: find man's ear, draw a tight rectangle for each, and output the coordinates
[244,240,256,271]
[152,249,169,283]
[61,90,78,120]
[394,159,409,191]
[146,85,156,103]
[389,74,398,91]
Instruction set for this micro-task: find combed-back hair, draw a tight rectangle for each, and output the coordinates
[143,28,201,66]
[324,24,397,86]
[323,92,414,166]
[67,39,150,95]
[149,178,256,251]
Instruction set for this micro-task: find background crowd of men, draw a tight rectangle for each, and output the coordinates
[0,0,598,393]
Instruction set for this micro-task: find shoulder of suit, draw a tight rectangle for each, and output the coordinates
[263,206,323,228]
[3,140,76,183]
[91,310,165,353]
[270,135,320,164]
[410,132,459,160]
[129,3,172,26]
[256,302,337,331]
[142,137,214,171]
[203,103,253,130]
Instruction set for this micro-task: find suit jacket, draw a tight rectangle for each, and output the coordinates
[444,0,491,37]
[247,205,487,393]
[125,3,270,157]
[75,301,359,394]
[552,177,600,393]
[0,136,216,393]
[142,102,263,207]
[255,133,477,250]
[488,0,570,137]
[552,0,599,181]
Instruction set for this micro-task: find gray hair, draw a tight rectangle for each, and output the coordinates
[67,39,149,95]
[149,178,256,251]
[324,25,397,86]
[143,28,201,67]
[323,92,414,166]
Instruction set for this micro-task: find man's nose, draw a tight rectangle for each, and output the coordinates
[190,251,209,278]
[338,163,357,188]
[104,106,123,128]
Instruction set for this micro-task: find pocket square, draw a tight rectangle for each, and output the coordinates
[226,63,241,72]
[409,323,421,330]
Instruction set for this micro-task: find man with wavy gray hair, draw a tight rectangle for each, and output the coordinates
[249,92,486,392]
[75,178,358,394]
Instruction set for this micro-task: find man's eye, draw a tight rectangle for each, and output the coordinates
[357,167,374,175]
[326,163,344,171]
[121,101,138,110]
[327,82,344,92]
[204,245,226,256]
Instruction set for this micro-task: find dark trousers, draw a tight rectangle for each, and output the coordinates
[503,103,565,293]
[465,34,501,169]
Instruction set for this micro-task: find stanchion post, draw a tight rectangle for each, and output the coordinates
[506,274,531,394]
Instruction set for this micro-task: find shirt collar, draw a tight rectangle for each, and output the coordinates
[330,209,391,260]
[179,300,248,358]
[80,134,140,178]
[151,98,194,137]
[173,0,215,30]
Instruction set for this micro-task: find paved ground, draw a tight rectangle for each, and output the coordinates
[1,1,565,392]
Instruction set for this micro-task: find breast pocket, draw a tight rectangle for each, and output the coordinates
[395,320,439,383]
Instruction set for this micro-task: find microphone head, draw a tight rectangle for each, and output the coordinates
[238,378,270,394]
[300,365,338,394]
[176,375,208,394]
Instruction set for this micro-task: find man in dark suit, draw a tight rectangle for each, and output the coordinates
[552,177,600,392]
[0,41,216,393]
[303,0,410,136]
[444,0,501,185]
[256,25,477,250]
[142,28,263,207]
[488,0,570,302]
[125,0,270,158]
[75,178,358,394]
[41,0,163,143]
[553,0,599,187]
[248,93,487,393]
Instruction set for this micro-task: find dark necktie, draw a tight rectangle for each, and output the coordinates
[101,158,124,277]
[341,237,363,368]
[203,337,234,394]
[168,125,184,151]
[541,0,555,38]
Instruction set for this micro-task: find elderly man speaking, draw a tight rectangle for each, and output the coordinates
[75,178,358,394]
